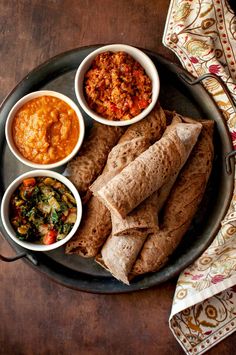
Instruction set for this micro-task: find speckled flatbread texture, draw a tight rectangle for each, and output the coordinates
[65,196,111,257]
[65,137,150,258]
[65,122,124,204]
[90,137,151,194]
[131,119,214,276]
[95,121,202,219]
[111,173,178,238]
[111,192,159,237]
[97,231,148,284]
[65,104,167,257]
[97,186,172,284]
[118,102,166,144]
[110,115,182,237]
[97,119,202,285]
[90,102,167,193]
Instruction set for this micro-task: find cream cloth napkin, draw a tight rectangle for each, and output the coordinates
[163,1,236,354]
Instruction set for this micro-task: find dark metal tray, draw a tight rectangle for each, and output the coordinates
[0,45,234,293]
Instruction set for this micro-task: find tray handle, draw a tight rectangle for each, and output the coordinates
[0,250,38,265]
[0,228,39,265]
[0,252,26,262]
[178,72,236,175]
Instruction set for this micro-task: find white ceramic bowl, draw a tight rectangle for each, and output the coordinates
[75,44,160,126]
[5,90,85,169]
[1,170,82,252]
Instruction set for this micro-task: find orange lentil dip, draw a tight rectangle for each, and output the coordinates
[84,51,152,121]
[12,96,80,164]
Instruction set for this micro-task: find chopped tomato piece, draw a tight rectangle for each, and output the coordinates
[133,69,141,77]
[110,103,118,112]
[130,99,141,116]
[43,230,57,245]
[23,177,36,187]
[130,107,141,116]
[138,99,149,109]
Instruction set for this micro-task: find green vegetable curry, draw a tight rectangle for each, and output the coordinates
[10,177,77,245]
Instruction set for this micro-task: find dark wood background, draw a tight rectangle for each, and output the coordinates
[0,1,235,354]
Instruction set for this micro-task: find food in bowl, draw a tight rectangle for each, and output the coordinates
[75,44,159,127]
[9,176,77,245]
[12,95,80,164]
[84,51,152,121]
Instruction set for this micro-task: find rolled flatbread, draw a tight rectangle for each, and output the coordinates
[65,122,124,204]
[97,183,174,284]
[65,138,150,257]
[131,119,214,276]
[95,121,202,218]
[65,196,111,257]
[90,102,167,193]
[111,116,182,237]
[65,104,167,257]
[97,118,202,284]
[90,137,151,193]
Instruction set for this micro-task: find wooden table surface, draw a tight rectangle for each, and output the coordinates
[0,1,235,354]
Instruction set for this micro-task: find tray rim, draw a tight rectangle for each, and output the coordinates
[0,45,234,294]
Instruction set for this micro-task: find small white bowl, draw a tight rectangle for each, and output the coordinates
[5,90,85,169]
[75,44,160,126]
[1,170,82,252]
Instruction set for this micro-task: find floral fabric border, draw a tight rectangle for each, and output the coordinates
[171,287,236,354]
[163,0,236,354]
[163,0,236,145]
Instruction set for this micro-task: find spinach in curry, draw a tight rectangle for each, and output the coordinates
[10,177,77,245]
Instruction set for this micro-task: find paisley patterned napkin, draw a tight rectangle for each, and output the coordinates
[163,1,236,353]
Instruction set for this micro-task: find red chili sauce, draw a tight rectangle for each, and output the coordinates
[84,51,152,121]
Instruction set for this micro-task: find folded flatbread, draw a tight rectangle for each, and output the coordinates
[90,102,167,193]
[111,116,182,237]
[95,121,202,219]
[65,123,124,204]
[65,104,167,257]
[65,196,111,257]
[97,118,202,284]
[96,182,175,284]
[131,119,214,276]
[90,137,151,193]
[65,138,150,258]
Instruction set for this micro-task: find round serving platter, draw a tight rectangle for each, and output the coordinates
[0,45,234,293]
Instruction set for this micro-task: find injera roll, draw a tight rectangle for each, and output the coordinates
[90,102,166,193]
[111,116,182,237]
[95,121,202,219]
[97,118,201,284]
[65,196,111,257]
[65,138,150,257]
[97,181,175,284]
[90,137,151,194]
[65,122,124,204]
[118,102,166,144]
[65,104,167,257]
[131,119,214,276]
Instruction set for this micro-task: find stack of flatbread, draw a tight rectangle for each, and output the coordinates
[65,103,214,285]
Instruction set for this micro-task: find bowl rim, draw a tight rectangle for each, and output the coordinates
[0,170,83,251]
[74,43,160,126]
[5,90,85,169]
